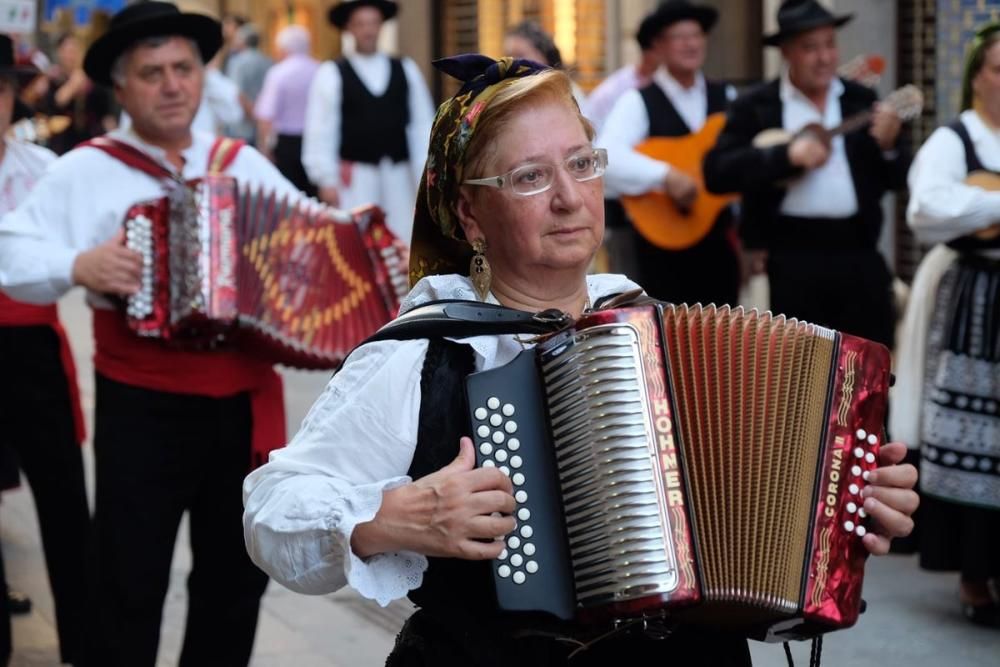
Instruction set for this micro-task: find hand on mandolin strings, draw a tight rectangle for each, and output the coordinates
[350,437,517,560]
[663,168,698,212]
[859,441,919,556]
[787,134,830,170]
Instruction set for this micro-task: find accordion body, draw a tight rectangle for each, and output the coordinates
[122,176,408,369]
[466,303,890,640]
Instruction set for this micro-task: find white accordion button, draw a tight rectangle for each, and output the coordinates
[490,414,503,427]
[515,490,528,503]
[510,456,523,469]
[844,520,855,532]
[477,425,490,438]
[847,502,858,514]
[475,408,488,421]
[512,473,525,486]
[510,554,523,567]
[495,449,508,463]
[502,404,515,416]
[513,571,526,585]
[483,460,496,468]
[856,429,867,440]
[500,466,510,476]
[863,471,870,481]
[855,525,867,537]
[507,438,520,451]
[865,452,876,464]
[526,560,539,574]
[499,549,508,560]
[867,433,878,446]
[520,525,533,538]
[523,543,536,556]
[492,431,505,444]
[480,443,493,456]
[858,507,867,518]
[498,565,511,578]
[854,447,865,459]
[852,465,862,477]
[518,508,531,521]
[849,483,860,495]
[487,397,500,410]
[508,536,521,549]
[504,421,518,434]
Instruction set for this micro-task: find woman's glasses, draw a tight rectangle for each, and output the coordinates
[463,148,608,196]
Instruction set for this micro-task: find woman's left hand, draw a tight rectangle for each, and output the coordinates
[860,441,919,555]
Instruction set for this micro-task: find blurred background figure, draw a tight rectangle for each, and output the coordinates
[225,23,272,143]
[255,24,319,196]
[218,13,248,73]
[503,19,586,107]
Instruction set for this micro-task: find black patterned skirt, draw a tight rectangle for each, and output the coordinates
[918,253,1000,577]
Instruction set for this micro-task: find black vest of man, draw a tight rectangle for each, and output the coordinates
[336,57,410,165]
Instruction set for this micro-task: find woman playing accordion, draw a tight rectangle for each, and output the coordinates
[242,55,918,665]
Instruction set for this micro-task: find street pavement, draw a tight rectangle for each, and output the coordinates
[3,291,999,665]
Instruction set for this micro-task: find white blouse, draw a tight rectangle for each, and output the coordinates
[242,273,641,606]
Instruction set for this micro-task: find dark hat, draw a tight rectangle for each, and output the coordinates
[83,1,222,86]
[763,0,852,47]
[328,0,398,29]
[638,0,718,49]
[0,35,37,123]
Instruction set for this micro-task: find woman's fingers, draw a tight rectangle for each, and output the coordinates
[863,496,916,539]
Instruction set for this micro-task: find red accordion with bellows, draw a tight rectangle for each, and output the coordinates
[121,176,408,369]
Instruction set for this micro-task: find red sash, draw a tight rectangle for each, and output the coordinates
[0,293,86,444]
[82,136,285,467]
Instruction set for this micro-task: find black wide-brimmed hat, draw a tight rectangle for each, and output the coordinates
[83,1,222,86]
[0,35,37,122]
[763,0,853,47]
[328,0,398,29]
[637,0,718,48]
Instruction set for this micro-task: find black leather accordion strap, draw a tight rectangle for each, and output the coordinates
[364,299,573,343]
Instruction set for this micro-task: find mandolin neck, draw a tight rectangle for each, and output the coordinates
[827,110,874,138]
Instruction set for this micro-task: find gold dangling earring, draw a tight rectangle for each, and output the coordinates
[470,238,492,301]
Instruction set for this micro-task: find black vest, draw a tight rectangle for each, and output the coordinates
[336,57,410,165]
[947,118,1000,251]
[638,79,729,138]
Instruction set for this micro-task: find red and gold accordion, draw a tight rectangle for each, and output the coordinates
[465,303,890,640]
[121,176,408,369]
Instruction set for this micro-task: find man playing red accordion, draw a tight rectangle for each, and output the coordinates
[0,3,306,664]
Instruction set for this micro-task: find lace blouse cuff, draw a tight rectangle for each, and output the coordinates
[336,476,429,607]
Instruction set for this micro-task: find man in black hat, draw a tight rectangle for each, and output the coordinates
[0,33,89,665]
[302,0,434,241]
[597,0,740,307]
[704,0,908,347]
[0,3,307,664]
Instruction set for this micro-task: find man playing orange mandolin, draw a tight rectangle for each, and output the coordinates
[598,0,740,307]
[704,0,908,348]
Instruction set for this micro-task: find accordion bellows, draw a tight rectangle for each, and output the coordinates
[466,303,890,640]
[122,176,407,369]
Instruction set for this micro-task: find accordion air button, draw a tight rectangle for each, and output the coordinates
[477,425,490,438]
[492,431,505,444]
[856,429,867,440]
[518,508,530,521]
[855,525,867,537]
[502,404,515,416]
[505,421,518,434]
[507,438,520,451]
[510,554,524,567]
[490,414,503,427]
[515,490,528,503]
[867,433,878,445]
[854,447,865,458]
[508,535,521,549]
[510,456,523,469]
[487,397,500,410]
[852,465,862,476]
[526,560,539,574]
[844,520,856,532]
[495,449,508,463]
[849,483,860,495]
[512,473,525,486]
[480,443,493,456]
[865,452,876,464]
[523,543,536,556]
[847,501,858,513]
[513,571,526,585]
[500,466,511,476]
[475,407,488,421]
[498,564,512,578]
[520,525,533,538]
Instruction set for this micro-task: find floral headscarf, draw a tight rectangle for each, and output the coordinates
[409,54,548,286]
[962,22,1000,111]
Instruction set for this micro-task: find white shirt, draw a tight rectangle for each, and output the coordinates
[907,109,1000,245]
[0,140,56,216]
[301,53,435,190]
[0,128,300,306]
[598,69,723,199]
[242,273,642,606]
[583,65,646,133]
[778,73,860,218]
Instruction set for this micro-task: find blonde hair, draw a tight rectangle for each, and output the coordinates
[462,69,594,181]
